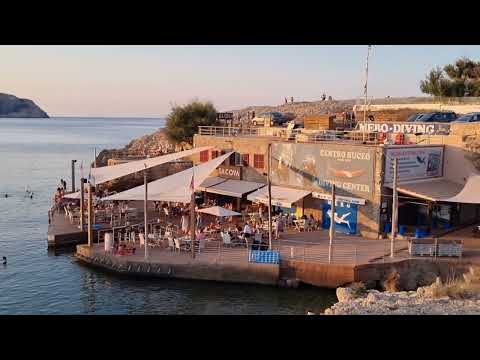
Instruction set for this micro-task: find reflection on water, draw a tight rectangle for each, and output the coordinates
[0,117,336,315]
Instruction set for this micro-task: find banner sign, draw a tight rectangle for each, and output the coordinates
[357,122,450,135]
[271,143,376,200]
[384,145,444,184]
[216,112,234,121]
[312,192,366,205]
[218,165,241,180]
[322,202,358,235]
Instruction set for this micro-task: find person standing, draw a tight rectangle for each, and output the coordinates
[181,210,189,235]
[290,96,294,103]
[285,97,288,104]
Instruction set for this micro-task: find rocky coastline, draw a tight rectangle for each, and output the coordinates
[0,93,48,118]
[322,267,480,315]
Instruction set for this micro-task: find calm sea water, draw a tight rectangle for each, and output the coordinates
[0,117,336,315]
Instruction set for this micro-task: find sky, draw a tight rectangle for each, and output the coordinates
[2,45,480,117]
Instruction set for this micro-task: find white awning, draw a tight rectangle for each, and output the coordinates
[247,186,311,208]
[90,146,212,185]
[197,206,241,217]
[197,176,228,192]
[440,175,480,203]
[63,191,81,199]
[102,152,232,203]
[387,176,480,203]
[203,179,266,198]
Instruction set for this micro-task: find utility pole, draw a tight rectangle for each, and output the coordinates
[71,159,77,193]
[267,143,273,250]
[328,184,336,264]
[362,45,372,142]
[144,166,149,259]
[390,158,398,258]
[93,147,97,168]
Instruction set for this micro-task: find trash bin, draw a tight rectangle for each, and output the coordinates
[384,223,391,233]
[415,228,423,238]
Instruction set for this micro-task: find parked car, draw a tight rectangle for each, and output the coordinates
[251,112,288,126]
[451,112,480,123]
[406,113,424,122]
[410,112,457,123]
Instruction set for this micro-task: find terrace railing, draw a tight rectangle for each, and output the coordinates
[198,126,382,145]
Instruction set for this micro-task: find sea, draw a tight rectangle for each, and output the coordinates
[0,117,336,315]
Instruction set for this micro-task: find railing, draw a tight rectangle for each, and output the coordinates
[198,126,383,145]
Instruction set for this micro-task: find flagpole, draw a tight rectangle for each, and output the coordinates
[362,45,372,142]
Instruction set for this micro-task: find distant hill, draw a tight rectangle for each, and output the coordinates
[0,93,49,118]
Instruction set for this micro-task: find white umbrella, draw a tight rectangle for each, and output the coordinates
[197,206,241,217]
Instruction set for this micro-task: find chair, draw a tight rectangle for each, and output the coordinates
[221,232,232,247]
[197,239,206,254]
[168,236,175,251]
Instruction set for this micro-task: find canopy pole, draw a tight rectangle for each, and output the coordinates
[390,158,398,258]
[79,178,85,230]
[144,166,148,259]
[328,184,336,264]
[267,143,272,250]
[87,183,93,247]
[93,147,97,168]
[190,172,196,259]
[71,159,77,193]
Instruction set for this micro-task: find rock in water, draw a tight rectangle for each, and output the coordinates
[0,93,49,118]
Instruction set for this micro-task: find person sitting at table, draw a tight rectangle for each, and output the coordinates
[196,228,206,242]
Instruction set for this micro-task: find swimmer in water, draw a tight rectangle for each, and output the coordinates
[4,194,8,198]
[2,256,6,265]
[30,192,34,199]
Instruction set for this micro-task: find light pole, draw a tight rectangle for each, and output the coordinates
[362,45,372,142]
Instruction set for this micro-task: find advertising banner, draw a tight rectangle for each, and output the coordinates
[322,202,358,235]
[384,145,444,185]
[218,165,242,180]
[271,143,376,200]
[356,122,450,135]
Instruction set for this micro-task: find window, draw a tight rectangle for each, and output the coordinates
[211,150,219,159]
[254,154,264,169]
[200,150,209,162]
[242,154,249,167]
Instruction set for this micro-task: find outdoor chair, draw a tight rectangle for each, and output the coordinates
[220,232,233,247]
[167,236,175,251]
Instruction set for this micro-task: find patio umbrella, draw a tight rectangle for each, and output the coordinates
[197,206,241,217]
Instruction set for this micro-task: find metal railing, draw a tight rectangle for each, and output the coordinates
[198,126,383,145]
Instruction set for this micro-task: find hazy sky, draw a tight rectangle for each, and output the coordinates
[2,45,480,117]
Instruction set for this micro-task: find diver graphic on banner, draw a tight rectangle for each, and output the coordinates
[322,202,358,235]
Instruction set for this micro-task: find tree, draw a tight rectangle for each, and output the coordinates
[420,57,480,97]
[165,100,219,144]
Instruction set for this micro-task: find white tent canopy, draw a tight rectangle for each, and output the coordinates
[197,206,241,217]
[90,146,212,185]
[202,179,266,198]
[103,152,233,203]
[247,186,311,208]
[63,191,81,199]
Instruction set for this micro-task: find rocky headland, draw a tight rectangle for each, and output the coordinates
[0,93,49,118]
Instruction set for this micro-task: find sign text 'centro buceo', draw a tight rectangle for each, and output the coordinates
[356,122,451,135]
